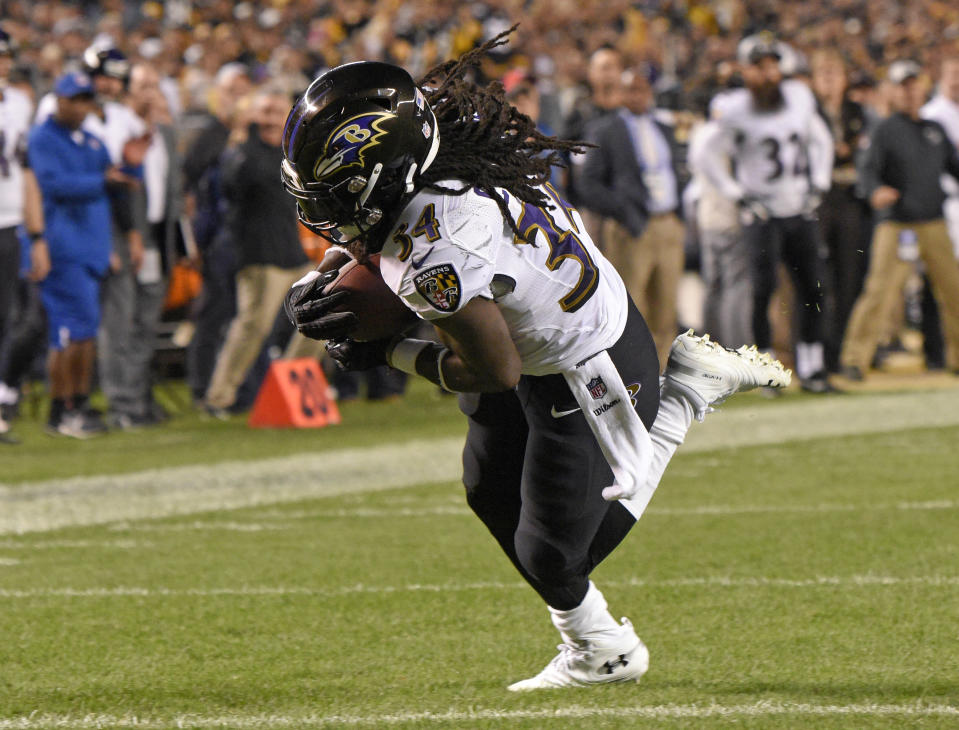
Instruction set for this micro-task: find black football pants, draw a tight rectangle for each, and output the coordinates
[459,299,661,610]
[744,215,825,350]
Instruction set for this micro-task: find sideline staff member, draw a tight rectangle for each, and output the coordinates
[840,60,959,379]
[29,72,116,437]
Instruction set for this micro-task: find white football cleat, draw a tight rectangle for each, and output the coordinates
[507,618,649,691]
[665,330,792,421]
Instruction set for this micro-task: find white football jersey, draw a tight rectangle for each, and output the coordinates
[379,181,629,376]
[703,80,833,217]
[36,93,145,165]
[0,86,33,228]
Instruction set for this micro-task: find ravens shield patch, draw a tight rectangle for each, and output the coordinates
[414,264,461,312]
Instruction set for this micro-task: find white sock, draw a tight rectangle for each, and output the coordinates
[0,383,17,406]
[549,581,620,645]
[795,342,824,379]
[621,386,693,519]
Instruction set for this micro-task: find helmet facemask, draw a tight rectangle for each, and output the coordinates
[282,158,390,244]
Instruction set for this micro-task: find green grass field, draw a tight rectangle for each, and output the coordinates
[2,380,959,728]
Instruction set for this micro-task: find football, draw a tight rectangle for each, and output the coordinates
[321,253,418,342]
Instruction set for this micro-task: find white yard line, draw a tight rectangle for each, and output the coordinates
[1,703,958,728]
[1,574,957,599]
[3,390,958,535]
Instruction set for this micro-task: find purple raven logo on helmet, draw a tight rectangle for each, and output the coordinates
[313,112,392,181]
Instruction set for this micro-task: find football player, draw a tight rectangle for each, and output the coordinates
[282,31,791,690]
[0,26,35,323]
[0,27,45,441]
[693,34,836,393]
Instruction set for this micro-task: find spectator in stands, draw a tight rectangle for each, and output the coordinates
[28,72,116,438]
[202,85,321,416]
[811,49,873,373]
[576,66,685,370]
[183,62,252,405]
[840,60,959,380]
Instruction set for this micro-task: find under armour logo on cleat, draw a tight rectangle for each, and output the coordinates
[602,655,629,674]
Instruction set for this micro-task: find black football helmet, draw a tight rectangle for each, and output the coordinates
[281,61,440,247]
[82,44,131,83]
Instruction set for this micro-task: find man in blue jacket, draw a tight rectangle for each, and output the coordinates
[28,72,118,437]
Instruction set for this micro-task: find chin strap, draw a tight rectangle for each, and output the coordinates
[404,163,418,194]
[358,162,384,208]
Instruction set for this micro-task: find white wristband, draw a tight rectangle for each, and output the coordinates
[436,348,453,392]
[322,245,354,263]
[386,338,432,375]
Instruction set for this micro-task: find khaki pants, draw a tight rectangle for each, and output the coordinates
[841,219,959,371]
[205,262,323,409]
[602,213,685,370]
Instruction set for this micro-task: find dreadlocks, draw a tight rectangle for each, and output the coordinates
[417,26,590,242]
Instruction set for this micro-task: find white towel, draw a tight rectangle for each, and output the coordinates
[562,351,654,507]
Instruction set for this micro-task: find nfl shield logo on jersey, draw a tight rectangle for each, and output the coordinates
[586,377,607,399]
[414,263,462,312]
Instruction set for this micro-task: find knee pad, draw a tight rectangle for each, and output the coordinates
[514,526,582,587]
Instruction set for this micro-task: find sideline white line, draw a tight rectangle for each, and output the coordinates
[109,521,285,533]
[0,540,148,550]
[1,575,956,599]
[3,390,958,535]
[0,558,20,566]
[2,702,958,728]
[196,498,959,522]
[0,437,463,536]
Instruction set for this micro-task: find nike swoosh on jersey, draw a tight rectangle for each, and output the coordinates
[550,405,581,418]
[410,245,435,269]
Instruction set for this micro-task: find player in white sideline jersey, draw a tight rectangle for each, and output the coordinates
[693,34,835,393]
[921,53,959,257]
[0,27,46,441]
[0,28,34,332]
[281,32,790,690]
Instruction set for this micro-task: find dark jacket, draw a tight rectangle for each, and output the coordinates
[575,110,683,237]
[860,112,959,223]
[182,115,230,251]
[152,123,184,268]
[220,125,307,270]
[816,97,868,189]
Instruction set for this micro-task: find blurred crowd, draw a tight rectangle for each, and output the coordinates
[1,0,958,120]
[1,0,958,440]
